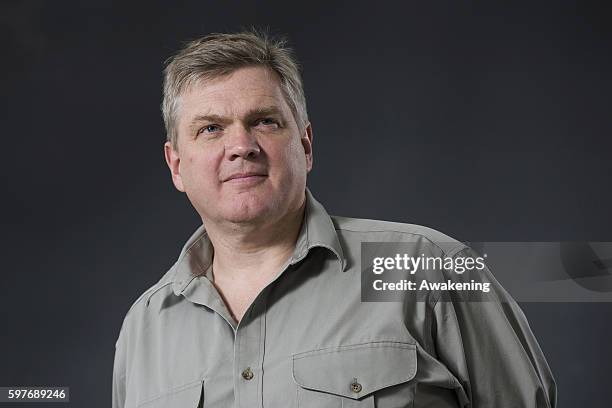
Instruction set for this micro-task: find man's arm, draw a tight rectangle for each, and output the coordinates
[433,248,557,407]
[112,321,127,408]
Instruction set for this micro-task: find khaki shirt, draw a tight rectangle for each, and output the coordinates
[112,188,556,408]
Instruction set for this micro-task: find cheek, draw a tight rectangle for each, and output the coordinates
[271,141,307,179]
[287,140,307,169]
[179,153,196,177]
[181,153,217,185]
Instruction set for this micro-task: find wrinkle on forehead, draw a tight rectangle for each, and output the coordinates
[185,66,281,103]
[178,66,289,126]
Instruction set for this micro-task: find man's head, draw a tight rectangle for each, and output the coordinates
[162,30,313,227]
[162,30,309,151]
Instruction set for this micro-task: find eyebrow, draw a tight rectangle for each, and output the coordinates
[189,106,285,128]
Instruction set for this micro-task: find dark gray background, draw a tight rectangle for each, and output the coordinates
[1,0,611,406]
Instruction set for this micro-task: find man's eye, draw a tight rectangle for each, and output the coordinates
[198,124,221,134]
[256,118,279,127]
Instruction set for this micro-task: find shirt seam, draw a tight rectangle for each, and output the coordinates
[143,281,174,306]
[334,227,466,260]
[123,278,174,317]
[292,341,415,360]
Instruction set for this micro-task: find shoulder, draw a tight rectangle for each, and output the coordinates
[115,225,209,342]
[133,267,176,308]
[115,266,177,338]
[331,215,468,257]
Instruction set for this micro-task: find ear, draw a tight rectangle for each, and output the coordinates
[164,141,185,192]
[301,122,314,173]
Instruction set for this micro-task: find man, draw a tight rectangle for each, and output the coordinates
[112,30,556,407]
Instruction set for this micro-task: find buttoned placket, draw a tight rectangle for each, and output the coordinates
[232,291,267,408]
[181,275,267,408]
[187,262,293,408]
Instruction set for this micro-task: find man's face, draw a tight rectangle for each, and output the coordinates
[164,66,313,226]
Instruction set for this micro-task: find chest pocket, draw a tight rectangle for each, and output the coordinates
[292,341,417,408]
[134,380,204,408]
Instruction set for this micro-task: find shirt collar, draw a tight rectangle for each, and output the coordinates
[171,187,347,296]
[289,187,346,270]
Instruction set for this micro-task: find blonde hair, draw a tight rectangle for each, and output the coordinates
[162,29,308,149]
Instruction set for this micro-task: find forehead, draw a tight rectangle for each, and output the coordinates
[178,66,290,122]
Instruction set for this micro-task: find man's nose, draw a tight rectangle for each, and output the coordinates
[225,125,261,160]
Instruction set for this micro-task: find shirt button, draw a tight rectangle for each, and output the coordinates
[241,367,254,380]
[350,379,362,393]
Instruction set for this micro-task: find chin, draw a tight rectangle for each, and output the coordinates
[221,199,273,224]
[221,210,270,225]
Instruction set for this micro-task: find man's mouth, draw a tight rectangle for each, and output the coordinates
[224,172,268,182]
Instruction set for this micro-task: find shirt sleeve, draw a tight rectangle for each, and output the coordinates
[432,247,557,407]
[112,320,127,408]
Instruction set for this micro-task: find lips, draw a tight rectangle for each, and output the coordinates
[223,172,268,182]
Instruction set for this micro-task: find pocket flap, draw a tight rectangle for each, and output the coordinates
[292,341,417,400]
[135,380,203,407]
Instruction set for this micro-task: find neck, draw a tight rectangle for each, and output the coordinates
[205,200,306,283]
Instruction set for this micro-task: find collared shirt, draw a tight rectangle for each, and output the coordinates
[112,188,557,408]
